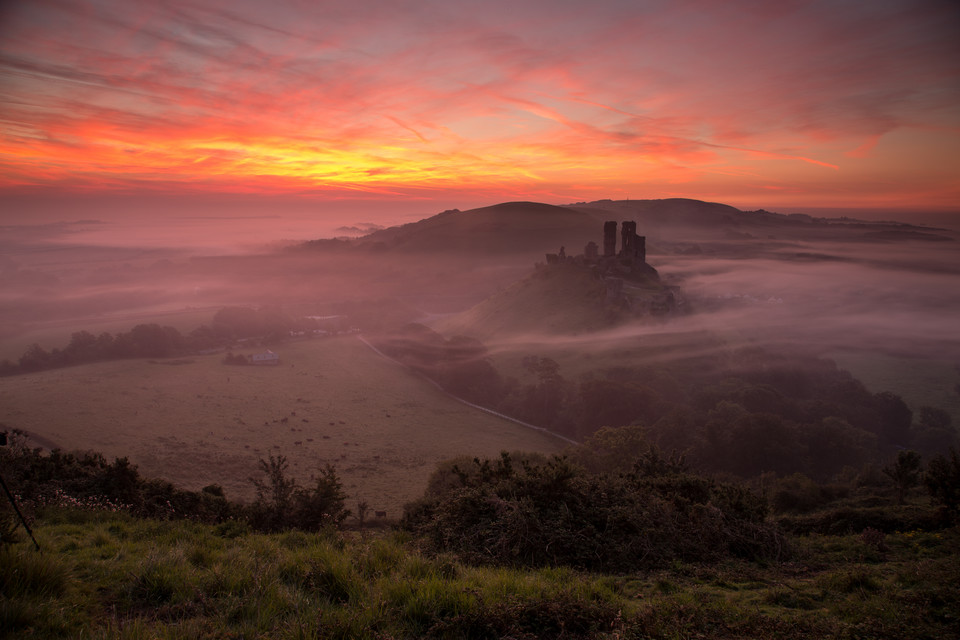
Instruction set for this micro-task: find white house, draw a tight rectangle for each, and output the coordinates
[250,350,280,365]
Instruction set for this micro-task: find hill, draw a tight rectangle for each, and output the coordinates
[568,197,746,229]
[566,198,956,245]
[355,201,599,254]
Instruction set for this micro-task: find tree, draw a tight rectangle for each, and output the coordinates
[882,450,923,505]
[129,324,183,358]
[249,455,348,532]
[292,465,349,530]
[925,447,960,516]
[64,330,98,363]
[912,407,957,455]
[577,378,660,437]
[18,343,50,372]
[873,391,913,448]
[519,356,569,427]
[250,454,297,530]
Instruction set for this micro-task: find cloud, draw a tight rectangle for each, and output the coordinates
[0,0,957,209]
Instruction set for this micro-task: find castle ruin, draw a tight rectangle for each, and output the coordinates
[544,220,679,315]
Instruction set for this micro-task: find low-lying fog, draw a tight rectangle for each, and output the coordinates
[1,204,959,368]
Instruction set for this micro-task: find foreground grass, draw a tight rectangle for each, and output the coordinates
[2,509,958,639]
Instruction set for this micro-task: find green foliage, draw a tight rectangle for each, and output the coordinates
[0,430,237,524]
[925,447,960,517]
[0,501,19,547]
[0,547,69,599]
[882,450,923,505]
[912,406,958,455]
[248,455,349,532]
[403,451,783,572]
[571,424,685,475]
[373,325,507,405]
[0,506,957,639]
[769,473,849,514]
[776,505,940,536]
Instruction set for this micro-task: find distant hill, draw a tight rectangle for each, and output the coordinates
[307,198,954,260]
[567,198,746,229]
[565,198,955,244]
[355,201,600,255]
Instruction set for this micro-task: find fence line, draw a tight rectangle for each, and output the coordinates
[357,335,578,445]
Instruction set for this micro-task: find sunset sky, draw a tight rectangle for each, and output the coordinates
[1,0,958,223]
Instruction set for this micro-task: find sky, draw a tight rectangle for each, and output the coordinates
[1,0,958,227]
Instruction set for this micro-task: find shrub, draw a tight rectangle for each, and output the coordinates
[925,447,960,517]
[402,452,785,572]
[248,455,349,532]
[882,450,923,505]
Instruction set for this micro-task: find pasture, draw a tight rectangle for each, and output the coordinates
[0,335,565,516]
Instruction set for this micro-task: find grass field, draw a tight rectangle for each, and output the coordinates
[0,335,565,515]
[3,509,957,638]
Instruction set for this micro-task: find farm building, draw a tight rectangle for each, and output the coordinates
[250,350,280,365]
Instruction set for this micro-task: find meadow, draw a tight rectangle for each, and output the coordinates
[0,335,565,515]
[2,507,957,639]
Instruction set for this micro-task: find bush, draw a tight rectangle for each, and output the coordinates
[402,452,785,572]
[248,455,349,532]
[926,447,960,518]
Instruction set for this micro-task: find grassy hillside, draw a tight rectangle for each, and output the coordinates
[358,201,600,255]
[0,335,565,514]
[3,508,957,638]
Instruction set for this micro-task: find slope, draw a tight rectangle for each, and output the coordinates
[0,335,565,514]
[357,201,600,254]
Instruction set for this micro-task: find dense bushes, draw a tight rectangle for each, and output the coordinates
[402,452,786,572]
[0,431,237,526]
[0,431,348,537]
[247,455,350,532]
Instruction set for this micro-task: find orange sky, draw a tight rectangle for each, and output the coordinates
[1,0,958,219]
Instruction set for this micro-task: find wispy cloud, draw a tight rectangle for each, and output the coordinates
[0,0,957,210]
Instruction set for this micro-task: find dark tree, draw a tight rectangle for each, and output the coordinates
[873,391,913,448]
[249,454,297,530]
[18,343,50,372]
[292,464,350,530]
[926,447,960,516]
[882,450,923,504]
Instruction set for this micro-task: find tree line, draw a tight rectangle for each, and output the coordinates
[0,306,321,376]
[373,324,958,481]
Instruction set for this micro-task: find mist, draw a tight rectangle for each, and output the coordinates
[3,200,959,367]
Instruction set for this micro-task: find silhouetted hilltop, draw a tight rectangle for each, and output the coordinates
[355,202,598,254]
[565,198,955,244]
[568,198,745,229]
